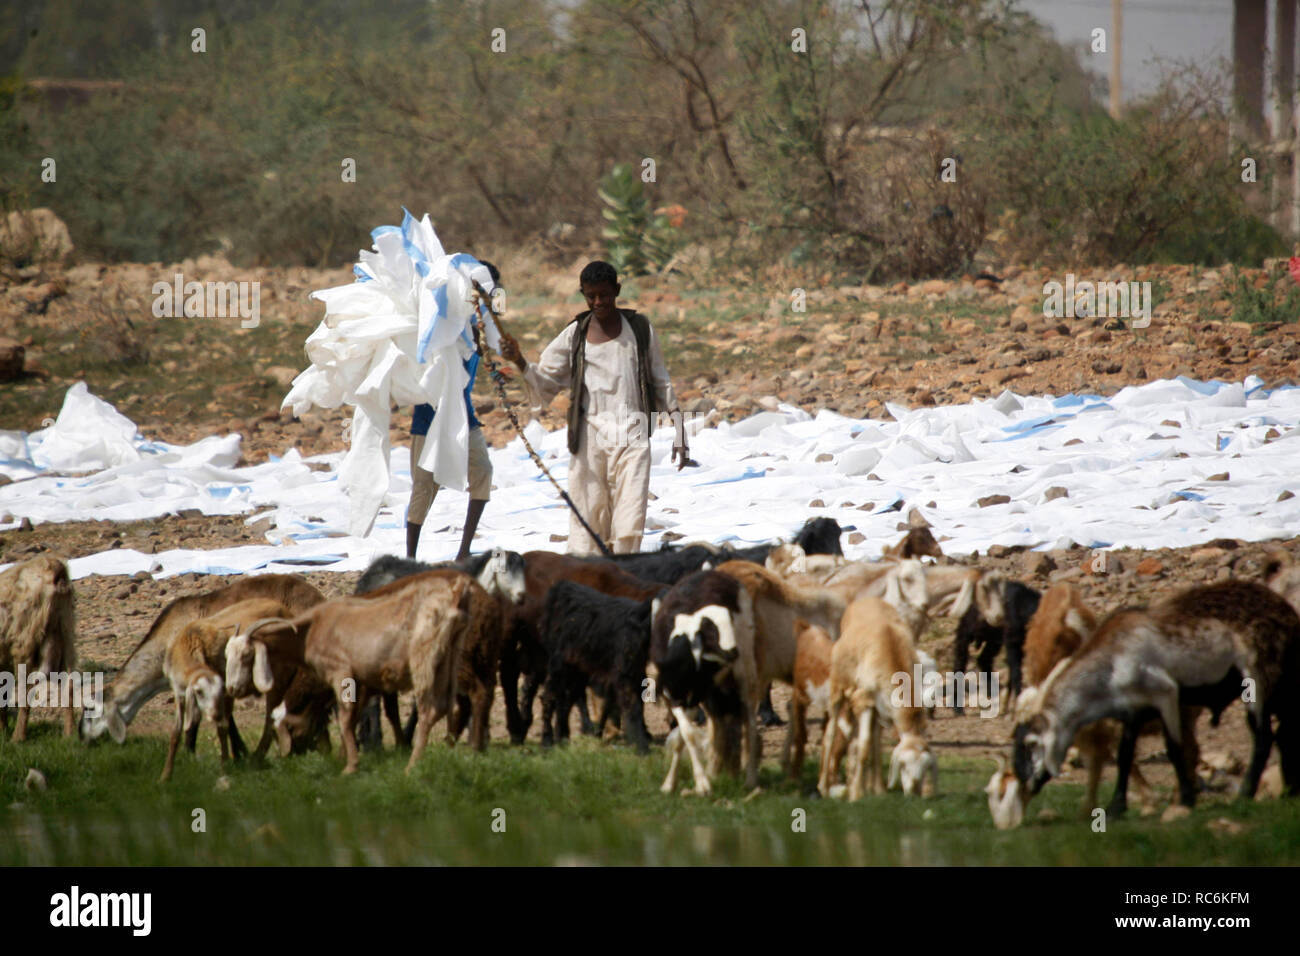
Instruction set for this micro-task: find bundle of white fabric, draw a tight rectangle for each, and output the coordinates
[283,209,500,536]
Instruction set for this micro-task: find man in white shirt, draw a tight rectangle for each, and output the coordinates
[500,260,688,554]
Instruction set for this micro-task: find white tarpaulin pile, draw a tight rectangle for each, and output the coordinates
[2,375,1299,580]
[283,209,500,537]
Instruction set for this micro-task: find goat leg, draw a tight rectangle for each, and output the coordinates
[382,692,406,749]
[500,639,525,744]
[160,699,185,783]
[1107,717,1140,817]
[13,703,29,742]
[227,710,248,761]
[1239,707,1274,801]
[337,686,361,775]
[355,696,384,752]
[619,683,650,755]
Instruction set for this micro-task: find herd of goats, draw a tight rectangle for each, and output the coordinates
[2,515,1299,829]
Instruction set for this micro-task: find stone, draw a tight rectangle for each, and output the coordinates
[1135,557,1163,576]
[1043,486,1068,502]
[1025,552,1057,577]
[1,208,74,264]
[977,494,1011,508]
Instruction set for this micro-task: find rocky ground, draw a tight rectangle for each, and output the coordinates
[3,252,1299,804]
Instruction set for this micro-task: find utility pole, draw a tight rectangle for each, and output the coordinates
[1110,0,1123,120]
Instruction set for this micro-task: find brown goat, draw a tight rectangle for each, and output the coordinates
[158,598,290,782]
[361,569,504,751]
[819,596,935,799]
[782,619,833,779]
[81,573,324,746]
[713,559,845,789]
[247,575,470,774]
[0,555,76,740]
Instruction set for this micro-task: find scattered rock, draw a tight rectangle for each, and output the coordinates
[1206,472,1229,482]
[1025,552,1057,577]
[1280,490,1296,502]
[977,494,1011,508]
[1160,805,1192,824]
[1,208,75,264]
[1135,558,1164,576]
[847,532,866,545]
[1043,486,1069,502]
[809,499,825,508]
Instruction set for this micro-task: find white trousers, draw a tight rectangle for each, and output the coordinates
[566,428,651,556]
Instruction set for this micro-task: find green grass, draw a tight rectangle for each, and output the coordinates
[3,722,1296,865]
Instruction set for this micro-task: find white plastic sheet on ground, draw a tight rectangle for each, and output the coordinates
[2,375,1300,580]
[282,209,499,537]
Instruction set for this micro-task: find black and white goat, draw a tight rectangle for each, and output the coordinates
[950,575,1041,714]
[651,570,747,795]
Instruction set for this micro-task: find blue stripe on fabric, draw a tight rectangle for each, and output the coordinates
[992,424,1067,442]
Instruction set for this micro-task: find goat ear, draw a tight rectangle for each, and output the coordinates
[651,597,661,622]
[887,747,901,789]
[252,641,275,694]
[1063,608,1091,639]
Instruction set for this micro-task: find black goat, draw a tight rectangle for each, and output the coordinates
[538,581,656,753]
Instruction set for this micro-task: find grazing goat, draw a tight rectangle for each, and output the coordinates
[818,596,936,799]
[80,574,324,747]
[158,598,290,781]
[651,570,747,795]
[989,584,1148,826]
[0,556,76,741]
[353,549,526,749]
[539,581,655,753]
[224,608,338,759]
[951,577,1041,713]
[254,575,469,774]
[1012,580,1300,816]
[711,559,846,789]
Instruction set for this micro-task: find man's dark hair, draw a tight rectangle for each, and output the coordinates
[579,260,618,287]
[478,259,502,285]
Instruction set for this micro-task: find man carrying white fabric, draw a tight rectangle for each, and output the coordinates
[500,260,688,555]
